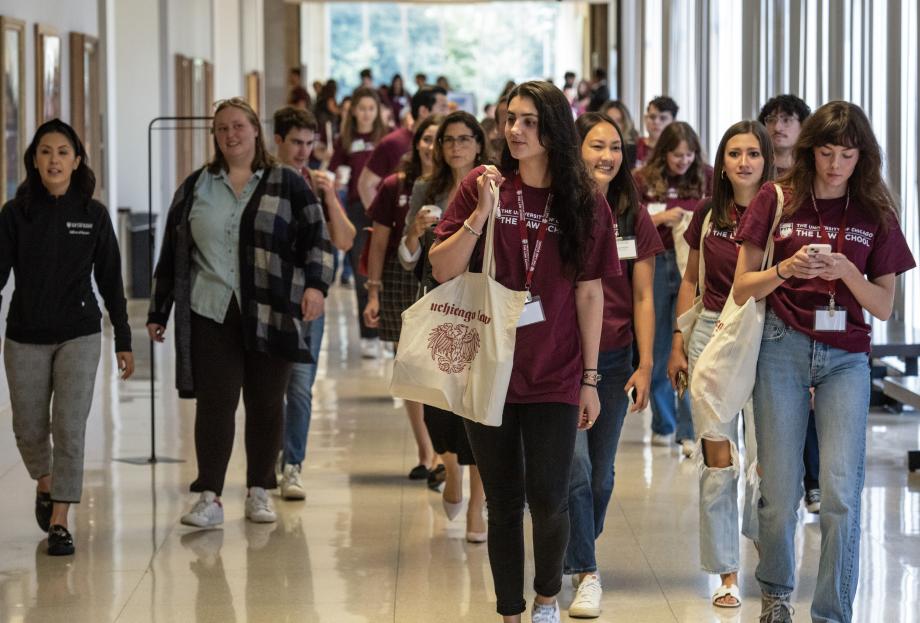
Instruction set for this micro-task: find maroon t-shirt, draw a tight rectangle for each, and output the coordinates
[329,132,376,204]
[735,183,916,353]
[364,127,413,179]
[684,198,744,312]
[435,166,621,406]
[634,166,713,250]
[635,138,651,168]
[368,173,412,256]
[601,206,664,351]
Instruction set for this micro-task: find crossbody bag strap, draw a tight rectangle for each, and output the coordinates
[760,184,785,271]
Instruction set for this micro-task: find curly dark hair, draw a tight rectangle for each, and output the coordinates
[424,111,489,204]
[780,101,898,229]
[575,112,640,220]
[501,81,597,277]
[710,120,775,228]
[636,121,707,200]
[757,94,811,125]
[18,118,95,201]
[648,95,679,117]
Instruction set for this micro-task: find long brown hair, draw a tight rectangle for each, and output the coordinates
[339,86,387,151]
[710,120,775,228]
[637,121,707,200]
[779,101,899,228]
[575,112,639,219]
[207,97,276,173]
[423,111,489,204]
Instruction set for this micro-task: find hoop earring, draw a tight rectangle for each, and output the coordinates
[720,169,725,179]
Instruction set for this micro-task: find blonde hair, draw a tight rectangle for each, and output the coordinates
[207,97,276,173]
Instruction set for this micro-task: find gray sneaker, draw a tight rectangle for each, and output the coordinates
[759,594,794,623]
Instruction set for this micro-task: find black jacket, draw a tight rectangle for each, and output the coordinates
[0,184,131,352]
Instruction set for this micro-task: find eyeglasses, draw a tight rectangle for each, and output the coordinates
[764,114,798,125]
[440,135,476,147]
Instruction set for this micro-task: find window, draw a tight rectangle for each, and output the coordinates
[327,2,565,114]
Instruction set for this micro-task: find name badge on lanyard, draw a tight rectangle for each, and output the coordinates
[616,236,638,260]
[514,173,552,328]
[646,202,667,216]
[811,190,849,333]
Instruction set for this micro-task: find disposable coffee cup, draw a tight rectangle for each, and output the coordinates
[336,165,352,185]
[423,204,442,220]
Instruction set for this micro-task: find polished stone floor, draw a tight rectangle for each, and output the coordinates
[0,285,918,623]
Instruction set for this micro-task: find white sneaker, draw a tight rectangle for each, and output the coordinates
[280,464,306,500]
[531,599,560,623]
[361,337,382,359]
[651,433,672,447]
[569,574,602,618]
[680,438,695,458]
[181,491,224,527]
[245,487,277,523]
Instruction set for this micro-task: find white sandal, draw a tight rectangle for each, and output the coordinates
[712,583,742,608]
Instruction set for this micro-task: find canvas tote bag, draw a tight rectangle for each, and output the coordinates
[389,181,527,426]
[690,184,785,423]
[676,208,713,354]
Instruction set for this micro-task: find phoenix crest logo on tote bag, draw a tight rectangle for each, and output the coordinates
[428,323,481,373]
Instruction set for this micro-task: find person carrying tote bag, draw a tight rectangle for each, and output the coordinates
[428,81,618,623]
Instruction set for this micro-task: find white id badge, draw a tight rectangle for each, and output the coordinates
[814,307,846,332]
[518,296,546,327]
[350,139,367,152]
[616,236,638,260]
[647,202,667,215]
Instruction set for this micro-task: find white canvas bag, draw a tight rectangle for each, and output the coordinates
[690,184,784,423]
[390,182,527,426]
[676,208,713,354]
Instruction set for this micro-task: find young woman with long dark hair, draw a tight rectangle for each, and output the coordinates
[634,121,713,456]
[0,119,134,555]
[734,101,915,623]
[564,112,661,618]
[363,114,443,482]
[428,81,618,623]
[668,120,774,609]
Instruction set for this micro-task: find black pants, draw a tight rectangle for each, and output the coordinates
[345,199,378,339]
[190,299,292,495]
[464,402,579,616]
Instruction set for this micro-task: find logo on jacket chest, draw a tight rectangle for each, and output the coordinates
[66,221,93,236]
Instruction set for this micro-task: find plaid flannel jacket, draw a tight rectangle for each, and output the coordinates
[148,165,334,398]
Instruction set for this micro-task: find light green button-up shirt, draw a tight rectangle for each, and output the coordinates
[188,168,264,323]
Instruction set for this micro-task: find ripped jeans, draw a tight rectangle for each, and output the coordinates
[688,308,758,575]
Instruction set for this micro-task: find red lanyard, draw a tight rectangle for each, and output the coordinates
[811,189,849,307]
[514,173,553,296]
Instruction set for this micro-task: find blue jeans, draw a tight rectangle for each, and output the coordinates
[282,314,325,466]
[564,346,633,574]
[651,250,693,440]
[754,309,870,623]
[688,309,758,574]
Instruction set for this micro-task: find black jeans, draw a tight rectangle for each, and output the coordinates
[464,402,579,616]
[344,199,378,339]
[190,299,292,495]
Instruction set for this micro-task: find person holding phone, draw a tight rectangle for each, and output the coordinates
[395,111,490,535]
[428,81,618,623]
[0,119,134,556]
[733,101,915,623]
[148,98,333,529]
[363,114,443,483]
[634,122,713,455]
[668,120,774,609]
[565,112,661,618]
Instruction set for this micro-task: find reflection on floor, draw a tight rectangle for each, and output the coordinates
[0,285,918,623]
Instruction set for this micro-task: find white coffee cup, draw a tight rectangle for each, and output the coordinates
[336,165,352,185]
[423,204,442,220]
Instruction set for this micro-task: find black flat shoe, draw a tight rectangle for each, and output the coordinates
[35,492,52,533]
[408,464,429,480]
[47,525,74,556]
[427,464,447,490]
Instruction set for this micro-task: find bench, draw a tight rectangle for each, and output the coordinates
[870,318,920,408]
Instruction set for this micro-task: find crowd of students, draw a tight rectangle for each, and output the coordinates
[0,65,914,623]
